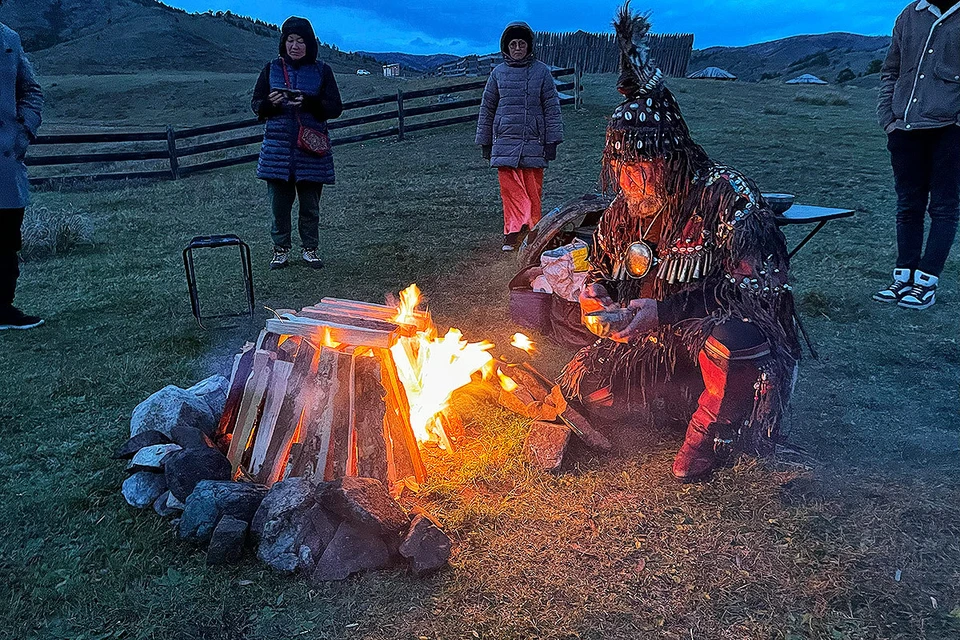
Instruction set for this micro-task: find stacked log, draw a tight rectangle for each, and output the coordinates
[216,300,431,493]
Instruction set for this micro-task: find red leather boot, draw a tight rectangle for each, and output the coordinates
[672,337,768,481]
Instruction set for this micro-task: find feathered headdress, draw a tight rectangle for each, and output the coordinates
[614,2,662,98]
[601,3,708,187]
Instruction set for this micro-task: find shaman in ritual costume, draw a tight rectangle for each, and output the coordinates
[561,4,802,480]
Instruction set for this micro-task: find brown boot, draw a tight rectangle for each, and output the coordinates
[672,337,768,481]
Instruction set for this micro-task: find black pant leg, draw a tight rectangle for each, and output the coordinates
[0,208,24,308]
[888,129,934,271]
[267,180,297,250]
[295,182,322,250]
[918,126,960,277]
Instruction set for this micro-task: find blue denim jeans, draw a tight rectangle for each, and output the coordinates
[267,180,323,250]
[888,126,960,277]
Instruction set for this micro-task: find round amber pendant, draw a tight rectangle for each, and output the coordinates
[625,241,655,279]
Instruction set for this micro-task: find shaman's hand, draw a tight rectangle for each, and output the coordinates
[609,299,658,343]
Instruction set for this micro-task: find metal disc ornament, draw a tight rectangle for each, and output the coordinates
[625,241,655,279]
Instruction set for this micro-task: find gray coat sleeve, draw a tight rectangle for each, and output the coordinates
[16,48,43,140]
[540,68,563,145]
[475,72,499,146]
[878,15,901,131]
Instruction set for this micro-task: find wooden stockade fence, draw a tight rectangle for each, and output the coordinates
[27,68,582,186]
[536,31,694,78]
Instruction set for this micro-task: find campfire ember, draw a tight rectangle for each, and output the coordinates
[510,332,536,354]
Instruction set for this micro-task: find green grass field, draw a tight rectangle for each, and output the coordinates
[1,73,959,640]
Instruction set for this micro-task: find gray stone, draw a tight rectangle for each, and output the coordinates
[251,477,316,542]
[164,447,231,502]
[153,491,180,517]
[170,425,215,451]
[130,385,216,439]
[310,521,391,582]
[187,375,230,421]
[179,481,268,544]
[253,478,341,574]
[206,516,248,565]
[524,420,571,472]
[399,515,452,576]
[296,508,341,573]
[122,472,167,509]
[113,430,171,459]
[252,477,316,572]
[318,477,410,536]
[166,492,186,510]
[129,444,182,471]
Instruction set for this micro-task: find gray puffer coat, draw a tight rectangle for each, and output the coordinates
[0,24,42,209]
[475,23,563,168]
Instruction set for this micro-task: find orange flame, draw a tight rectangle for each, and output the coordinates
[510,333,536,354]
[321,327,341,349]
[394,284,421,326]
[389,286,493,450]
[497,370,519,392]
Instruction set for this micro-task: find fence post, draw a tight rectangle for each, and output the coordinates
[166,125,180,180]
[574,63,582,110]
[396,90,405,142]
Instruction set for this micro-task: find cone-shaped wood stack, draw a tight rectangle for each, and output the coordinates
[215,298,432,494]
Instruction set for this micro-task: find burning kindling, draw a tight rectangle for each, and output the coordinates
[117,284,605,580]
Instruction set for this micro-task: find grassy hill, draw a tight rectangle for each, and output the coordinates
[690,32,891,83]
[0,0,380,75]
[356,51,461,74]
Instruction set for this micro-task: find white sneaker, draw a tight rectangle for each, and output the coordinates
[872,268,912,303]
[269,247,289,270]
[898,271,937,310]
[302,248,324,269]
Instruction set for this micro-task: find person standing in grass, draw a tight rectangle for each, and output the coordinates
[0,13,43,330]
[476,22,563,252]
[874,0,960,310]
[252,16,342,270]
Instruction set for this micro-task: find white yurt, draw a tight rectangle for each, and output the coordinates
[786,74,828,85]
[687,67,737,81]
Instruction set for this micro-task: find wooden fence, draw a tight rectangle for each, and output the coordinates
[536,31,694,77]
[27,67,582,186]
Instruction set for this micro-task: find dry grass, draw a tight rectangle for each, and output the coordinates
[19,204,94,260]
[794,89,851,106]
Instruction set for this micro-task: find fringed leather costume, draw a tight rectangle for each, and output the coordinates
[559,3,801,479]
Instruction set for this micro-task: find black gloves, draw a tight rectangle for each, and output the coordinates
[481,145,492,160]
[544,143,558,161]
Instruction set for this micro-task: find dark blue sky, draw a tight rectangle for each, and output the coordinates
[170,0,908,54]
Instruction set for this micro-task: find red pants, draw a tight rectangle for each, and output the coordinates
[498,167,544,234]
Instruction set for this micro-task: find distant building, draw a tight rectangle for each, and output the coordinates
[434,54,501,77]
[786,74,828,85]
[382,63,401,78]
[687,67,737,81]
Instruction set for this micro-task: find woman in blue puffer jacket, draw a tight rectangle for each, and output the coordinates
[252,17,342,270]
[476,22,564,251]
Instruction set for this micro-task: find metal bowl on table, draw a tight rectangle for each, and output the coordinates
[762,193,795,216]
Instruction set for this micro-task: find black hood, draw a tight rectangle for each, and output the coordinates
[279,16,319,65]
[500,22,535,57]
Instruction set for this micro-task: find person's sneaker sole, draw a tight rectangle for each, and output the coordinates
[898,297,935,310]
[269,261,289,270]
[0,318,45,330]
[872,292,903,303]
